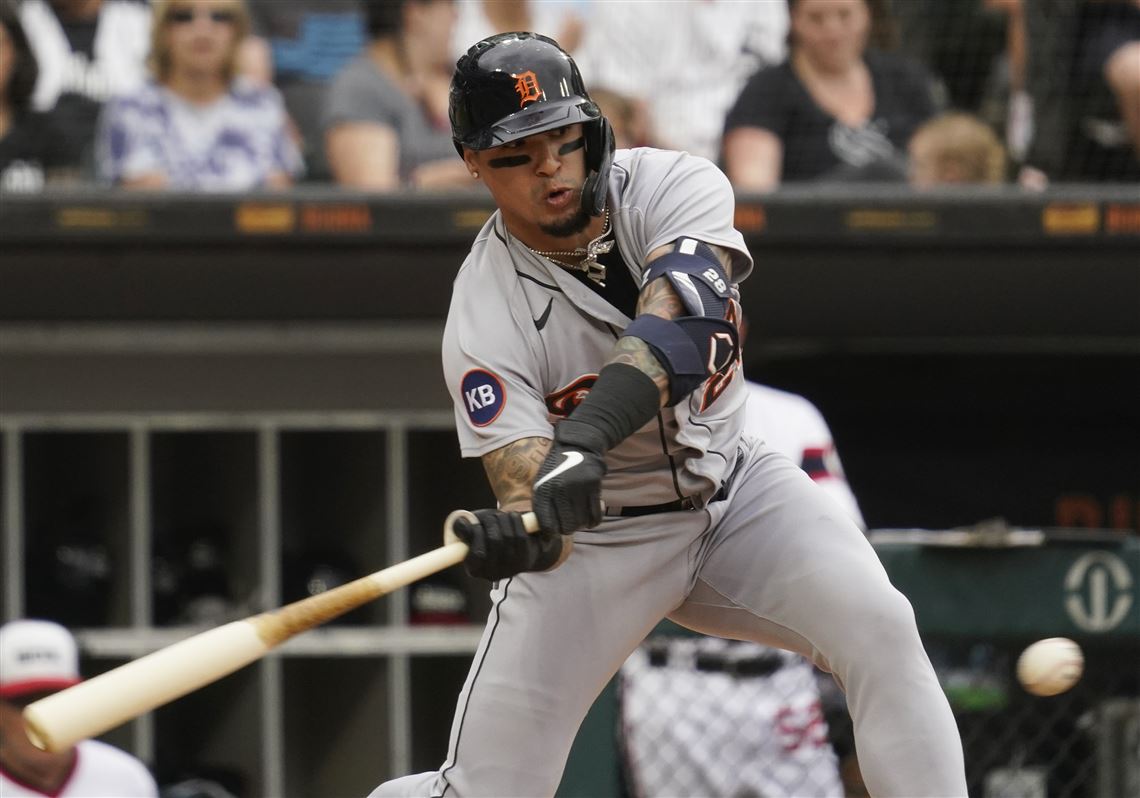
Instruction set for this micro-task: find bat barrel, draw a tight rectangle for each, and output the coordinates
[23,621,267,752]
[22,542,473,752]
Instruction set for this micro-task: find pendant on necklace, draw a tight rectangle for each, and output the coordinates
[525,207,614,286]
[579,239,614,286]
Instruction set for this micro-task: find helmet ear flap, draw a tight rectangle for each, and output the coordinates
[581,117,614,217]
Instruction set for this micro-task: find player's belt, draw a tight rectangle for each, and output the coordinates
[613,487,727,517]
[647,646,786,678]
[695,651,785,678]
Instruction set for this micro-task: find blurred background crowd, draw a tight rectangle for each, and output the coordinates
[1,0,1138,195]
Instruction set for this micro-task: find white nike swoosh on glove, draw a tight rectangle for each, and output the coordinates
[533,451,584,489]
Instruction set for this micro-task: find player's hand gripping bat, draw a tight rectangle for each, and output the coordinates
[22,510,542,752]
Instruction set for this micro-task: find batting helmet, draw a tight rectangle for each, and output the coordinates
[449,32,614,217]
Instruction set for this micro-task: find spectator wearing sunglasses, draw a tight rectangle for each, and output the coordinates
[96,0,302,190]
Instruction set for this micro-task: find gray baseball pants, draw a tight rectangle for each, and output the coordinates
[371,437,967,797]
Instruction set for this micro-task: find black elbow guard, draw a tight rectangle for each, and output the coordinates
[622,314,740,406]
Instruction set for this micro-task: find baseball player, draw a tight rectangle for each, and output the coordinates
[372,32,966,798]
[619,379,865,798]
[0,619,159,797]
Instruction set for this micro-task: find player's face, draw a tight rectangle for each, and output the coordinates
[465,124,592,244]
[163,0,242,80]
[790,0,870,71]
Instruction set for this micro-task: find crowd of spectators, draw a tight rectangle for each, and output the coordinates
[1,0,1137,194]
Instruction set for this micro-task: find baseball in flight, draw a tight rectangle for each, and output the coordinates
[1016,637,1084,696]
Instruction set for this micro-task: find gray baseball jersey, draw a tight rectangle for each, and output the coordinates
[372,148,967,798]
[442,148,751,510]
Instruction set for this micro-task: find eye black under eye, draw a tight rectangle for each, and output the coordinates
[488,154,532,168]
[558,137,586,156]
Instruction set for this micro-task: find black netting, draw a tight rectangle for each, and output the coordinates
[618,636,1138,798]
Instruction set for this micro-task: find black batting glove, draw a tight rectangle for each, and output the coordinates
[452,508,564,581]
[531,364,659,534]
[532,422,608,535]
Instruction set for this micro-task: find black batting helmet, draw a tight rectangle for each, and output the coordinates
[449,32,614,217]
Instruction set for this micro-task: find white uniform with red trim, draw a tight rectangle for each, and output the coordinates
[371,148,966,798]
[0,739,158,797]
[619,381,863,798]
[742,382,865,529]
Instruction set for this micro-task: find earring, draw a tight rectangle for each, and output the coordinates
[471,171,480,179]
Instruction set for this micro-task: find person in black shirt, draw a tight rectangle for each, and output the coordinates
[1066,0,1140,180]
[0,2,72,191]
[16,0,150,176]
[722,0,938,191]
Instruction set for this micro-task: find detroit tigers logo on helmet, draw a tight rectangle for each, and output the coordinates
[513,70,542,107]
[461,369,506,427]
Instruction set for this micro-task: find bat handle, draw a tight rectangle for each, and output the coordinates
[443,509,569,569]
[442,509,540,545]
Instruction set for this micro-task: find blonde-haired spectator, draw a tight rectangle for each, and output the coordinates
[908,112,1007,187]
[96,0,302,190]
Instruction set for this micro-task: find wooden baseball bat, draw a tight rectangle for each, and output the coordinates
[23,510,540,752]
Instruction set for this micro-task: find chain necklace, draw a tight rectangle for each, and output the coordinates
[524,207,614,286]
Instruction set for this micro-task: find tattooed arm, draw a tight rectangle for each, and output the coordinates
[527,241,738,534]
[482,436,553,510]
[605,242,738,407]
[457,435,571,576]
